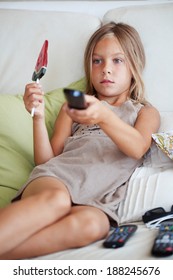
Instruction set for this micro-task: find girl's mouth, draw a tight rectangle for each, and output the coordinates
[100,79,114,84]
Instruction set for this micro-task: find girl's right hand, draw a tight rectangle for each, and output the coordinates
[23,83,45,119]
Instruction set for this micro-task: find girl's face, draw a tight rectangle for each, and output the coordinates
[91,35,132,105]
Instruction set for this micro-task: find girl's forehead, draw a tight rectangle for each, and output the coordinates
[94,35,124,54]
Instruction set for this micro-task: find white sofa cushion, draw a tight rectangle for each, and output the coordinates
[118,166,173,223]
[103,3,173,112]
[0,9,100,94]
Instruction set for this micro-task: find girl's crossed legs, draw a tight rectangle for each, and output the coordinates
[0,177,110,259]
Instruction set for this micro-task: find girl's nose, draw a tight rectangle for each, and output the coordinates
[103,69,111,74]
[102,63,112,75]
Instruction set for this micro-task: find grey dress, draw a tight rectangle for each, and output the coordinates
[13,100,143,223]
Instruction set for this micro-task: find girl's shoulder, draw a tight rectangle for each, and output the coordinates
[136,103,160,130]
[138,102,160,115]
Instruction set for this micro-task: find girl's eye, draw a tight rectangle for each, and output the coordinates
[92,59,102,64]
[113,58,123,64]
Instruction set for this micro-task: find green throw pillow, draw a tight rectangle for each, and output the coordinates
[0,78,86,207]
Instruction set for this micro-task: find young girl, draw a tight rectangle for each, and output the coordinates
[0,22,160,259]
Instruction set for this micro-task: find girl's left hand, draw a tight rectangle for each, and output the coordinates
[63,95,106,125]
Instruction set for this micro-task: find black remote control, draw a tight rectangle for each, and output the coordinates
[63,88,87,110]
[152,222,173,257]
[103,224,137,248]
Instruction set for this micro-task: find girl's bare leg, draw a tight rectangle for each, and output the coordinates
[0,177,71,256]
[1,205,110,259]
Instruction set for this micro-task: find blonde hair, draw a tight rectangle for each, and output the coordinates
[84,22,147,104]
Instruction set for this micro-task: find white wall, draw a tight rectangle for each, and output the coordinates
[0,1,171,18]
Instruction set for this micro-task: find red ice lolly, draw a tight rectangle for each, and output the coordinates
[31,40,48,117]
[32,40,48,81]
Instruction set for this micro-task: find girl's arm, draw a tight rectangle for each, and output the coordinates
[33,107,72,165]
[23,83,52,165]
[50,105,73,156]
[99,104,160,159]
[65,95,160,160]
[23,83,72,165]
[33,106,72,165]
[33,117,54,165]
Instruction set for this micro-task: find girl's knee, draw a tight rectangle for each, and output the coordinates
[82,211,109,241]
[23,177,71,211]
[26,182,72,221]
[70,208,110,245]
[38,188,71,211]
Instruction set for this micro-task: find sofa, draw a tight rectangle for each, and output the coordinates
[0,1,173,260]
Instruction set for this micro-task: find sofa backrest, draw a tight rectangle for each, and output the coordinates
[103,3,173,112]
[0,9,100,94]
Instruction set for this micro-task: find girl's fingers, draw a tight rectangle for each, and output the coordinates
[24,83,43,99]
[23,84,44,117]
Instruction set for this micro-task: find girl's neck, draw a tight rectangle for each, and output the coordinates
[97,93,129,107]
